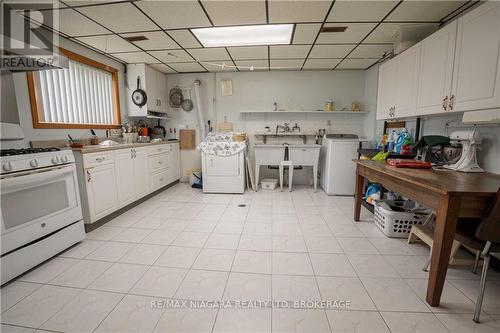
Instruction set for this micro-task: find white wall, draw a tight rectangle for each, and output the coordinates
[166,70,377,182]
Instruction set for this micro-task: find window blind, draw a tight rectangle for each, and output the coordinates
[36,60,116,125]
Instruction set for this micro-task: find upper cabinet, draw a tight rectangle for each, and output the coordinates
[451,1,500,112]
[126,63,168,118]
[378,1,500,120]
[376,43,420,120]
[416,21,457,115]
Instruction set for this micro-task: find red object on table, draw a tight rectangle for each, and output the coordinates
[386,158,432,169]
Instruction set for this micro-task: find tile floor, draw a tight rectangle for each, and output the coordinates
[2,183,500,333]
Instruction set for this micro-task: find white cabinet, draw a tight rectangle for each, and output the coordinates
[417,21,457,115]
[376,44,420,120]
[169,143,180,182]
[451,1,500,112]
[85,163,118,222]
[115,148,150,208]
[126,64,168,117]
[376,60,397,120]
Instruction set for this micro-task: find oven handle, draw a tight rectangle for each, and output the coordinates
[0,165,75,192]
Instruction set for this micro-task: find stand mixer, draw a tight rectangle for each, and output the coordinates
[444,128,484,173]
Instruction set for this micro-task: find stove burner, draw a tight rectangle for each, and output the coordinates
[0,147,61,157]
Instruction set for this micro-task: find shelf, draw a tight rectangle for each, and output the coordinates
[254,131,315,144]
[240,110,369,115]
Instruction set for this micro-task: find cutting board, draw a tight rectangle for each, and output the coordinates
[179,129,196,149]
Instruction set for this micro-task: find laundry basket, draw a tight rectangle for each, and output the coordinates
[373,200,428,238]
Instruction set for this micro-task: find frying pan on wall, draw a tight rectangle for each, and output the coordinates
[132,76,147,108]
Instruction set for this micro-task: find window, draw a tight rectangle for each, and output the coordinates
[27,48,121,129]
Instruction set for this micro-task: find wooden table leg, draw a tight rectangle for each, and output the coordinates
[426,194,461,306]
[354,169,364,222]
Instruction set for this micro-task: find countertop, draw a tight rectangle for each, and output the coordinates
[254,144,321,148]
[72,140,180,154]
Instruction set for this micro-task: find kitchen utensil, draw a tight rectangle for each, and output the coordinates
[181,88,194,111]
[123,133,138,143]
[132,76,147,108]
[89,129,99,145]
[152,119,166,139]
[169,87,183,108]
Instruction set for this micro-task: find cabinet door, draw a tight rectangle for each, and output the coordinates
[114,149,135,208]
[126,64,148,117]
[169,143,180,181]
[452,2,500,112]
[86,164,118,222]
[417,21,457,115]
[376,60,397,120]
[394,43,420,118]
[145,65,159,112]
[157,71,167,113]
[133,148,150,197]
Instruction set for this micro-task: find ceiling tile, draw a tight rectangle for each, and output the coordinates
[65,1,123,6]
[336,58,378,69]
[136,0,211,29]
[365,23,438,43]
[203,62,237,72]
[268,0,331,23]
[167,30,202,48]
[76,34,139,53]
[234,60,269,71]
[201,0,266,26]
[78,2,157,33]
[327,0,399,22]
[270,59,304,70]
[303,58,340,70]
[270,45,310,59]
[349,44,393,58]
[316,23,376,44]
[149,50,194,63]
[120,31,180,50]
[293,24,321,44]
[227,46,268,60]
[168,62,207,73]
[386,1,467,22]
[111,51,157,64]
[309,44,355,58]
[187,48,231,61]
[149,63,176,73]
[55,8,110,37]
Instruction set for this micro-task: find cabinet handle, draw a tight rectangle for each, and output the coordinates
[86,170,92,182]
[95,157,104,162]
[442,96,448,111]
[448,94,455,111]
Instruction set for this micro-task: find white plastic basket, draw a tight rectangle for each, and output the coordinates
[261,178,278,190]
[373,200,428,238]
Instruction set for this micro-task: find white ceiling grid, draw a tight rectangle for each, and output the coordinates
[25,0,476,73]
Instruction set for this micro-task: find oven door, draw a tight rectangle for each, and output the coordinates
[0,164,83,255]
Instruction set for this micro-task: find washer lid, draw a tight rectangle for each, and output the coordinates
[325,134,358,140]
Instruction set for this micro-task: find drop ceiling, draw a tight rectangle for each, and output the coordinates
[25,0,475,73]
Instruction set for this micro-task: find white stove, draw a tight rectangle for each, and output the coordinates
[0,123,85,285]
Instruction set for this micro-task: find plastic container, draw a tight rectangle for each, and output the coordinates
[261,178,278,190]
[373,200,428,238]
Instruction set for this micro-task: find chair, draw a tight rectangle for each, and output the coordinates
[453,190,500,323]
[279,160,293,192]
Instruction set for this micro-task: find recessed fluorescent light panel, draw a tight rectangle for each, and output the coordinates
[191,24,294,47]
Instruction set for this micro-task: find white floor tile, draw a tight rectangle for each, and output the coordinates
[272,275,321,302]
[88,263,148,293]
[154,246,201,269]
[1,285,80,328]
[59,240,106,259]
[112,228,153,243]
[337,237,379,255]
[85,241,135,262]
[232,251,272,274]
[192,249,236,271]
[130,266,187,298]
[86,226,124,241]
[348,254,400,278]
[223,272,272,301]
[273,235,308,253]
[272,252,314,275]
[238,235,273,251]
[153,308,217,333]
[141,229,181,245]
[327,310,389,333]
[40,290,122,333]
[119,243,167,265]
[316,276,376,311]
[1,282,42,313]
[449,279,500,315]
[175,270,229,301]
[95,295,164,333]
[310,253,357,277]
[204,233,240,250]
[304,236,343,254]
[173,232,210,248]
[106,215,142,228]
[0,324,34,333]
[381,311,449,333]
[272,309,331,333]
[49,260,111,288]
[214,308,271,333]
[435,313,500,333]
[18,258,79,284]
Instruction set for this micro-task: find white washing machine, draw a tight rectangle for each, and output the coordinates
[202,150,245,194]
[320,134,361,195]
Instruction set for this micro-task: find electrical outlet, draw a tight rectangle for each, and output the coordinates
[326,120,331,126]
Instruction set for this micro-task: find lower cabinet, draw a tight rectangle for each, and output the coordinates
[85,163,118,222]
[76,143,181,224]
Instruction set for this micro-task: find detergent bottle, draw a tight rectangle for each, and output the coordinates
[395,128,411,154]
[388,130,398,152]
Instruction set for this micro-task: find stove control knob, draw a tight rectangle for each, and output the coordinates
[2,162,12,172]
[30,159,38,168]
[51,156,60,164]
[61,155,69,163]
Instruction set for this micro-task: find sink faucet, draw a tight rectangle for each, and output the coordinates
[292,123,300,132]
[275,123,291,135]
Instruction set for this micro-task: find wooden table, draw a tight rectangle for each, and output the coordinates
[353,160,500,306]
